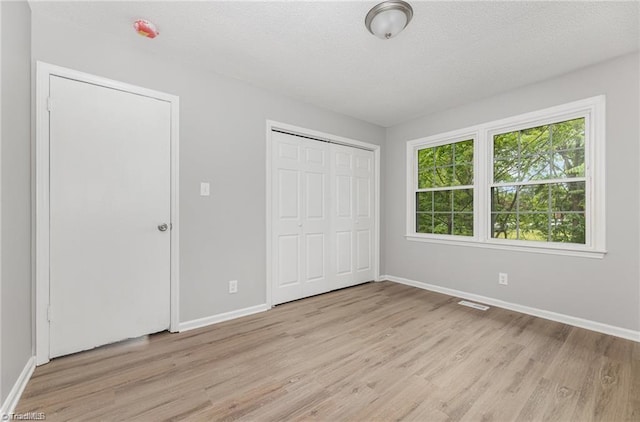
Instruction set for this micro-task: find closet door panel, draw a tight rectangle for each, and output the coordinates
[352,148,375,284]
[272,134,304,304]
[272,132,330,304]
[331,144,375,289]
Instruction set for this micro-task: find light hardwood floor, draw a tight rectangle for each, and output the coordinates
[17,281,639,421]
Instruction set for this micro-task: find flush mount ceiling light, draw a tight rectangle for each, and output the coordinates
[365,0,413,40]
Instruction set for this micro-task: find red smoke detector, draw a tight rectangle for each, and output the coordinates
[133,19,159,39]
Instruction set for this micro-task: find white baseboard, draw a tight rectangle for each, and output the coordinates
[178,304,270,332]
[0,356,36,419]
[382,275,640,343]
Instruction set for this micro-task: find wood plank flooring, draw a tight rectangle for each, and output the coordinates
[17,281,639,421]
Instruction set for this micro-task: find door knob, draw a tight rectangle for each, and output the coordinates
[158,223,169,232]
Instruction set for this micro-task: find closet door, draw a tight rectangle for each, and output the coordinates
[271,132,331,305]
[331,144,375,289]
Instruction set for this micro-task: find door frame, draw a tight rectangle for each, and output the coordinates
[265,120,381,307]
[35,62,180,365]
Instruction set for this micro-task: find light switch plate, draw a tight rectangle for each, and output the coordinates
[200,182,210,196]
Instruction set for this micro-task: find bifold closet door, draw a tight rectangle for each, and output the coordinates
[331,144,375,289]
[272,132,331,305]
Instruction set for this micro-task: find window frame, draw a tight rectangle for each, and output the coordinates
[406,96,606,258]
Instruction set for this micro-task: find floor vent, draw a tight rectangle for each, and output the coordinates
[458,300,490,311]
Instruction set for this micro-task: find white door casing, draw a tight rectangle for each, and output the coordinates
[268,123,379,306]
[36,63,180,365]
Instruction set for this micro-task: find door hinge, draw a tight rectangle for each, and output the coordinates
[47,305,52,322]
[47,97,52,112]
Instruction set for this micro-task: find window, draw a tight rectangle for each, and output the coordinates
[491,118,586,244]
[406,96,605,258]
[416,139,474,236]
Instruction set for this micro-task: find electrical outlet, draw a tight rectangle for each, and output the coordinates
[200,182,210,196]
[229,280,238,294]
[498,273,508,285]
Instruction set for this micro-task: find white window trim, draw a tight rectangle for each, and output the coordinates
[406,95,606,259]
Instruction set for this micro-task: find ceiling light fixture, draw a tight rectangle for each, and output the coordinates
[365,1,413,40]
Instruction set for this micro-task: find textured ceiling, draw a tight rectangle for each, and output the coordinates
[29,1,639,127]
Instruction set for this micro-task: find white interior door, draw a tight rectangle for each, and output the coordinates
[331,144,375,289]
[49,75,171,358]
[272,132,331,305]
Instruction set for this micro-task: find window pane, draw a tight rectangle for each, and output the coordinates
[433,214,452,234]
[417,169,434,189]
[416,213,433,234]
[494,158,519,183]
[518,213,548,242]
[520,153,553,181]
[416,192,432,212]
[553,149,585,178]
[417,148,435,189]
[492,213,516,239]
[433,190,451,212]
[551,181,585,212]
[434,165,453,187]
[520,125,550,155]
[435,143,453,166]
[453,213,473,236]
[418,148,434,169]
[518,184,548,212]
[552,118,585,151]
[453,189,474,213]
[454,139,474,164]
[455,164,473,185]
[551,213,585,244]
[492,186,517,213]
[494,132,518,160]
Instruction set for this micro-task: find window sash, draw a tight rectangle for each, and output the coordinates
[415,187,474,236]
[488,115,590,247]
[415,139,474,190]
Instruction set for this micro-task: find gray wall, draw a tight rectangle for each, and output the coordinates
[1,0,32,402]
[30,12,386,322]
[385,53,640,331]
